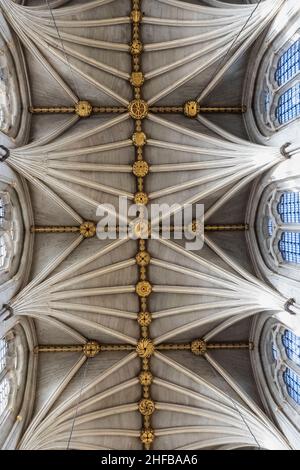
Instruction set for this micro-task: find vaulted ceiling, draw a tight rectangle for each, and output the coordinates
[0,0,299,451]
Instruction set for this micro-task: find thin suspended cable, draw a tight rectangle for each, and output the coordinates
[226,386,262,450]
[45,0,80,99]
[66,357,89,450]
[199,0,263,100]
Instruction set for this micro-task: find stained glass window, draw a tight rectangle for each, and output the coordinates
[275,39,300,86]
[0,198,4,220]
[0,378,9,415]
[278,231,300,264]
[275,83,300,125]
[0,236,6,269]
[268,219,274,236]
[283,368,300,405]
[282,329,300,366]
[277,192,300,223]
[0,339,7,374]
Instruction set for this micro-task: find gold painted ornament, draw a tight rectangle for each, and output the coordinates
[130,72,145,87]
[130,40,143,56]
[137,311,152,327]
[139,399,155,416]
[136,251,150,266]
[134,191,148,205]
[184,101,200,118]
[140,429,155,445]
[83,340,100,358]
[136,281,152,297]
[133,160,149,177]
[80,221,96,238]
[136,338,155,358]
[139,371,153,386]
[187,219,201,235]
[191,339,207,355]
[75,100,93,118]
[128,99,148,119]
[131,9,141,23]
[132,131,147,147]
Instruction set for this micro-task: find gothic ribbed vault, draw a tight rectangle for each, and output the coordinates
[0,0,299,451]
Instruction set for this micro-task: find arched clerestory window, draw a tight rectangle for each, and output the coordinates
[278,231,300,264]
[275,83,300,126]
[282,329,300,366]
[283,368,300,405]
[277,192,300,223]
[260,188,300,267]
[0,235,8,270]
[271,326,300,408]
[252,317,300,447]
[0,324,34,448]
[0,338,10,419]
[274,39,300,87]
[254,29,300,135]
[270,34,299,130]
[0,378,10,416]
[251,173,300,301]
[0,192,14,273]
[0,339,8,374]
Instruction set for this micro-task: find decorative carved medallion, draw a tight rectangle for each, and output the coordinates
[130,40,143,56]
[183,100,200,118]
[134,191,149,205]
[83,340,100,358]
[191,339,207,355]
[75,100,93,118]
[133,160,149,177]
[128,99,148,119]
[136,251,150,266]
[132,131,147,147]
[137,311,152,326]
[130,72,145,87]
[139,371,153,386]
[136,281,152,297]
[136,338,155,357]
[80,221,96,238]
[139,399,155,416]
[140,429,155,445]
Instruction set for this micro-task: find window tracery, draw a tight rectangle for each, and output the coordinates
[283,368,300,405]
[260,189,300,267]
[269,325,300,408]
[255,32,300,133]
[0,339,7,374]
[274,39,300,86]
[282,329,300,366]
[0,338,11,419]
[279,231,300,264]
[275,82,300,125]
[0,192,15,273]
